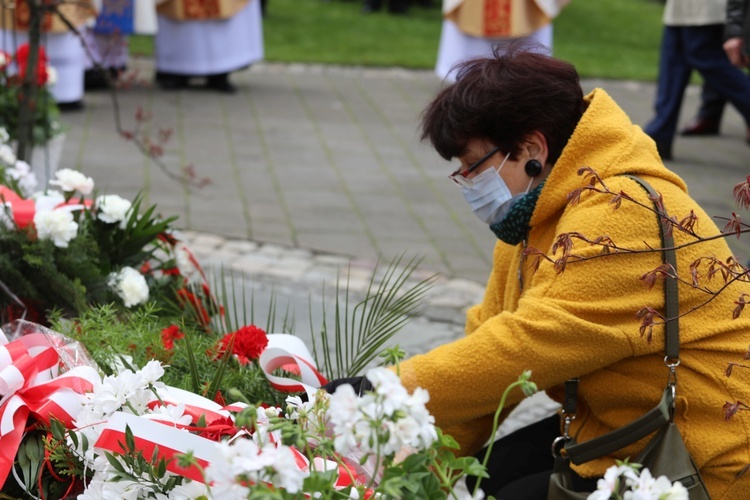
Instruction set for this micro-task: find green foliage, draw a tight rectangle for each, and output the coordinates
[103,425,186,496]
[0,191,184,322]
[310,255,437,379]
[0,232,93,316]
[5,428,82,500]
[554,0,664,81]
[50,303,290,407]
[0,85,62,146]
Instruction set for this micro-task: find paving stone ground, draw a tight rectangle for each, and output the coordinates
[49,58,750,428]
[57,59,750,290]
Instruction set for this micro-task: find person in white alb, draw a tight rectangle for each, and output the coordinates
[153,0,264,93]
[435,0,569,82]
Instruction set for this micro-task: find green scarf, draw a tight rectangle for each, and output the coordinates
[489,181,545,245]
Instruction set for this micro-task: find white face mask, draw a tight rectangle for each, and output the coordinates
[461,154,533,225]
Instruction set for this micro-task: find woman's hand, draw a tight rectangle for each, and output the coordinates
[321,376,373,396]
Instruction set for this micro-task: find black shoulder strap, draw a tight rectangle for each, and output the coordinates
[622,174,679,361]
[564,174,680,464]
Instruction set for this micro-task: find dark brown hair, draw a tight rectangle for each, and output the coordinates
[420,43,585,164]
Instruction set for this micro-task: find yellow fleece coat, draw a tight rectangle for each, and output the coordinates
[398,89,750,498]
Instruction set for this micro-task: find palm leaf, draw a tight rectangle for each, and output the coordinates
[310,254,436,379]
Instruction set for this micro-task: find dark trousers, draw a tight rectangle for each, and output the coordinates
[644,24,750,146]
[364,0,410,13]
[697,83,727,122]
[696,69,750,122]
[464,415,599,499]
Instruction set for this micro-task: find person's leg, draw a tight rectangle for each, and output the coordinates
[362,0,383,12]
[697,84,726,122]
[684,24,750,137]
[387,0,410,14]
[464,414,559,497]
[644,26,694,160]
[206,72,236,93]
[155,71,189,90]
[680,83,726,135]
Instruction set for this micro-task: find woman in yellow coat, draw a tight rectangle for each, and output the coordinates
[329,46,750,498]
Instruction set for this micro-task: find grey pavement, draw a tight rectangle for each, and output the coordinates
[53,58,750,358]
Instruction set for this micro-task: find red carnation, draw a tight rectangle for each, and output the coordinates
[161,324,184,350]
[15,44,49,86]
[197,415,238,441]
[214,325,268,365]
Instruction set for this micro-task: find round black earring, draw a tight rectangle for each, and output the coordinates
[524,159,543,177]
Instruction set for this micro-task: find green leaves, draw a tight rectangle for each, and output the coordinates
[311,254,436,380]
[103,425,185,496]
[16,433,44,493]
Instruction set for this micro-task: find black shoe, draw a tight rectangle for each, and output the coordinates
[680,117,721,136]
[362,0,382,12]
[58,100,85,112]
[655,141,672,161]
[206,73,237,94]
[84,69,109,90]
[387,0,409,13]
[85,66,125,90]
[156,71,188,90]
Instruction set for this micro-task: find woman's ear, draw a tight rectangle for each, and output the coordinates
[523,131,550,165]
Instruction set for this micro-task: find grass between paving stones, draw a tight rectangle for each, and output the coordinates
[130,0,666,81]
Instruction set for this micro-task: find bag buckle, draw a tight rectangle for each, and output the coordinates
[664,356,679,389]
[551,412,576,458]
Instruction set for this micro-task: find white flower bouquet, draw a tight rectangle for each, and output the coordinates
[0,319,475,499]
[0,135,217,326]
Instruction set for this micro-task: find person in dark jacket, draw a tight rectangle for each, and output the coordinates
[676,0,750,143]
[644,0,750,160]
[724,0,750,65]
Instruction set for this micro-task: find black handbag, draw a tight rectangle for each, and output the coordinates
[547,175,710,499]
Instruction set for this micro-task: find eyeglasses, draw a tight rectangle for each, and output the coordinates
[448,146,501,188]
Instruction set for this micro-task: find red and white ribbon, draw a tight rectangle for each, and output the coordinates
[0,333,97,484]
[95,411,217,483]
[95,411,367,491]
[259,334,328,394]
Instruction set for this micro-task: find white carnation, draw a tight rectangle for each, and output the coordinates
[46,65,58,86]
[34,209,78,248]
[6,160,38,196]
[49,168,94,195]
[0,127,9,143]
[10,159,30,176]
[144,403,192,427]
[139,359,165,386]
[108,266,149,307]
[96,194,132,227]
[0,144,16,165]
